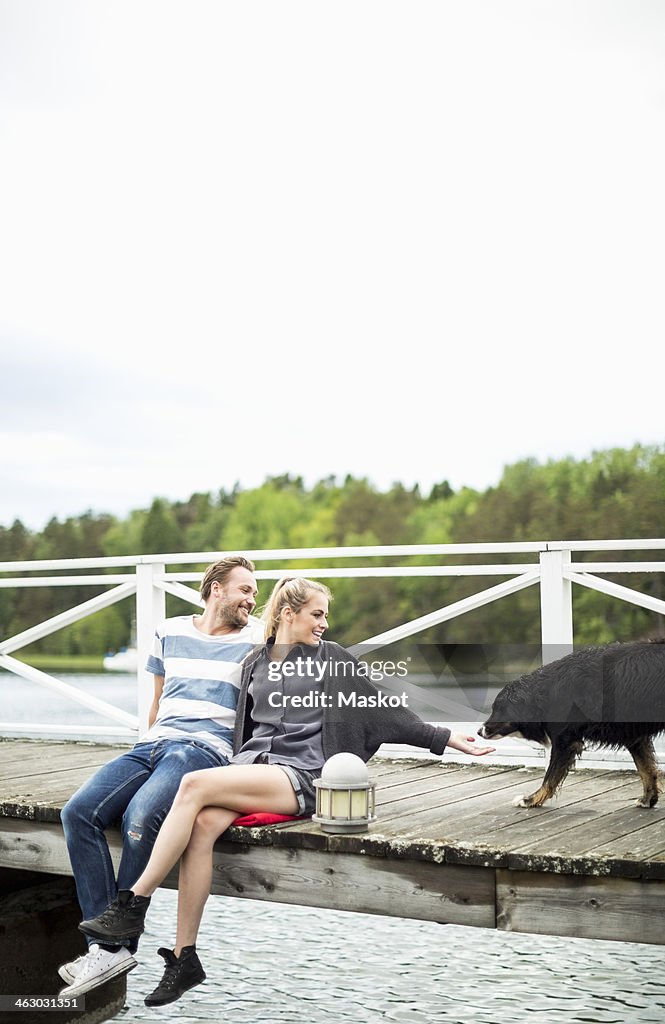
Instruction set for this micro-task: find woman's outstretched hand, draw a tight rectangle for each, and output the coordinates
[446,733,496,756]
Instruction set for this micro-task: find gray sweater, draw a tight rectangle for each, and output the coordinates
[233,640,450,763]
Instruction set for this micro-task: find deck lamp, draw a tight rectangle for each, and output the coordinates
[313,752,376,833]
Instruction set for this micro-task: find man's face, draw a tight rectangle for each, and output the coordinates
[213,567,258,628]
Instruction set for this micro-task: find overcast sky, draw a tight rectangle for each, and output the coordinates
[1,0,664,532]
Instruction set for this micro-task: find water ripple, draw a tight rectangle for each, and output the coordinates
[112,890,665,1024]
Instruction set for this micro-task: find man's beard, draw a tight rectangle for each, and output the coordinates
[216,599,249,630]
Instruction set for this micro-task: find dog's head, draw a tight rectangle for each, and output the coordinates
[478,680,550,745]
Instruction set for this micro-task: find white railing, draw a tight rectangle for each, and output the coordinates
[1,539,664,744]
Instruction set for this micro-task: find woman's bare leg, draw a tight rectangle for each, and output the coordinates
[130,765,299,898]
[173,807,235,954]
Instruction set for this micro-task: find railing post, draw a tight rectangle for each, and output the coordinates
[539,548,573,664]
[136,562,166,735]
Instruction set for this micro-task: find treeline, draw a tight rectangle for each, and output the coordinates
[1,445,664,656]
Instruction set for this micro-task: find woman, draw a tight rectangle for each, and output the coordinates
[78,577,495,1005]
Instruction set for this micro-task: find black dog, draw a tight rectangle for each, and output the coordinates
[478,641,665,808]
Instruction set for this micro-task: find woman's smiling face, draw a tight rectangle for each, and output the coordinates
[286,592,329,646]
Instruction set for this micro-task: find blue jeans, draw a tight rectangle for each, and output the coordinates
[61,738,227,951]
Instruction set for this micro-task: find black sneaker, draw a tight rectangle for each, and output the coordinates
[79,890,151,942]
[144,946,206,1007]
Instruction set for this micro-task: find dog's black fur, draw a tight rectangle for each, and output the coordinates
[478,641,665,808]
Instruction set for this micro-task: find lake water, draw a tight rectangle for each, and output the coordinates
[2,672,665,1022]
[125,891,665,1024]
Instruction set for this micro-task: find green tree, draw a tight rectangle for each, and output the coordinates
[219,481,305,551]
[3,444,665,656]
[102,510,147,557]
[140,499,184,554]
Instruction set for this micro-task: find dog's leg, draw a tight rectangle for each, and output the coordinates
[627,736,659,808]
[513,737,583,808]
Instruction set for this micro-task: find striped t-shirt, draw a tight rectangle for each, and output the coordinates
[143,615,265,759]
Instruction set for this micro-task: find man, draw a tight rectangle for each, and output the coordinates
[58,555,262,997]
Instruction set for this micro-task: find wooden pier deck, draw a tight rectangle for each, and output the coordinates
[1,739,664,946]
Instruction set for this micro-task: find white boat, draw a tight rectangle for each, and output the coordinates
[102,647,138,672]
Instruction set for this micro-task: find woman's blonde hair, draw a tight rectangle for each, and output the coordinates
[262,577,333,640]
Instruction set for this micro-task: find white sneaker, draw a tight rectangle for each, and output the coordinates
[59,945,117,985]
[58,951,89,985]
[58,944,137,997]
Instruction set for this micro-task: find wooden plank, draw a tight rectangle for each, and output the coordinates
[375,766,520,814]
[438,774,641,870]
[368,764,516,815]
[512,800,665,860]
[267,766,525,856]
[0,771,105,823]
[0,740,125,775]
[374,768,544,826]
[578,814,665,880]
[287,770,590,864]
[368,757,449,783]
[1,765,115,801]
[0,751,122,783]
[374,768,472,806]
[502,780,658,874]
[642,849,665,879]
[451,769,636,843]
[326,771,627,869]
[0,739,92,760]
[4,812,665,943]
[496,869,665,944]
[258,764,516,854]
[0,818,496,929]
[209,839,496,927]
[318,770,535,862]
[0,818,121,876]
[2,742,664,894]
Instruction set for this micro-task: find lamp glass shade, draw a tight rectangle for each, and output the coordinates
[313,753,376,833]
